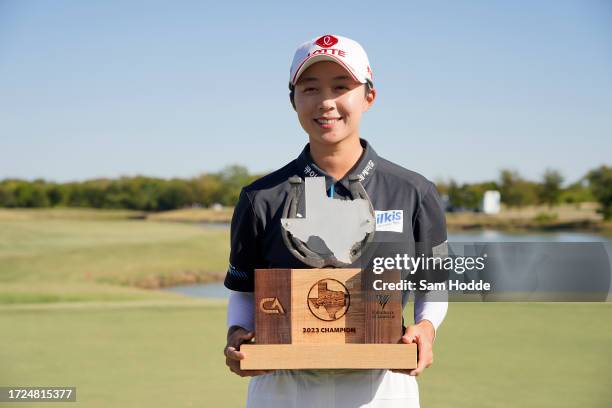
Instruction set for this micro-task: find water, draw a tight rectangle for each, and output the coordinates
[162,228,611,299]
[449,230,610,242]
[163,281,229,299]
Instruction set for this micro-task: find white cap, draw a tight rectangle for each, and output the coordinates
[289,34,373,87]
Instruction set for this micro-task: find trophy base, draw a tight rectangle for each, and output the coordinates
[240,344,417,370]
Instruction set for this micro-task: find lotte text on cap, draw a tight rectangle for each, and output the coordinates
[289,34,373,87]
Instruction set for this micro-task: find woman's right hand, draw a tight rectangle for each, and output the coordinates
[224,326,275,377]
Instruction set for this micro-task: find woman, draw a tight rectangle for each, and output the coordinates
[223,34,448,408]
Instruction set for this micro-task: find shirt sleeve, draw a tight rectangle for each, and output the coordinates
[414,289,448,340]
[412,182,449,335]
[227,290,255,331]
[223,189,262,292]
[414,182,448,252]
[413,182,449,285]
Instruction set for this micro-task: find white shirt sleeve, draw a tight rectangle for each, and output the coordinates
[226,290,254,332]
[413,289,448,338]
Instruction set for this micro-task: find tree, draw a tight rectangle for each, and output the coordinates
[499,169,537,207]
[538,169,563,207]
[0,180,17,207]
[191,174,223,207]
[587,166,612,220]
[14,181,49,207]
[0,167,263,211]
[157,179,194,211]
[217,165,256,206]
[46,183,70,206]
[560,179,594,204]
[446,179,498,211]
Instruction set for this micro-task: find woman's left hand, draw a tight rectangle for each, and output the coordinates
[391,320,435,376]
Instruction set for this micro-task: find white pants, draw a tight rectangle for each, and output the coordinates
[246,369,419,408]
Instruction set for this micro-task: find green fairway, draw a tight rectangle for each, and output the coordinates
[0,300,249,408]
[1,210,610,407]
[417,302,612,408]
[0,208,145,221]
[1,302,610,407]
[0,215,229,303]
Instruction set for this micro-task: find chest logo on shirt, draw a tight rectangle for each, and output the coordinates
[375,210,404,233]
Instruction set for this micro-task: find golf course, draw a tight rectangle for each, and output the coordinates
[1,209,611,407]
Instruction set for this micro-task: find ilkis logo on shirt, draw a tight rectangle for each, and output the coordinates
[375,210,403,233]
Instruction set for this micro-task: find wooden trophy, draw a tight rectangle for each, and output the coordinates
[240,267,416,369]
[240,177,416,370]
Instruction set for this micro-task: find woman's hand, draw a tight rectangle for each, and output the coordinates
[391,320,435,376]
[224,326,275,377]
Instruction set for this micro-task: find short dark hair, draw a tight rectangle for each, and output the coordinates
[289,79,374,110]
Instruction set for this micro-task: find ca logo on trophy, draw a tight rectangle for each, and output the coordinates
[259,297,285,315]
[240,176,417,370]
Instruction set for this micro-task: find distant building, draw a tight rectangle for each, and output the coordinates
[481,190,501,214]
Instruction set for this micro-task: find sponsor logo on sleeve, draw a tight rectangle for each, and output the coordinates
[228,264,248,279]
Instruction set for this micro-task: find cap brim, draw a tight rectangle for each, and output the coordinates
[291,54,364,86]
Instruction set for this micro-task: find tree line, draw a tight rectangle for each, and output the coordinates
[0,165,258,211]
[1,165,610,219]
[436,166,611,219]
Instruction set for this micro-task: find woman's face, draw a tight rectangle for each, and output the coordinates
[293,61,375,147]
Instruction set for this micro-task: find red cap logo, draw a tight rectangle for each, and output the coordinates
[315,35,338,48]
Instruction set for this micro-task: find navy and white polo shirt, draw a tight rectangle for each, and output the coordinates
[223,138,447,306]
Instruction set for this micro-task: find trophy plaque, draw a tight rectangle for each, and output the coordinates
[240,177,417,370]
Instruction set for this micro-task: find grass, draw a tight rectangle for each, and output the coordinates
[0,302,610,407]
[0,209,610,406]
[3,204,606,231]
[149,202,610,233]
[0,208,145,221]
[0,216,229,303]
[416,302,612,407]
[146,207,234,223]
[0,301,249,408]
[446,202,609,232]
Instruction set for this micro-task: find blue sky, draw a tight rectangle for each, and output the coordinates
[0,0,610,185]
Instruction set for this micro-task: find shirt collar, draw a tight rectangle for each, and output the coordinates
[295,138,379,192]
